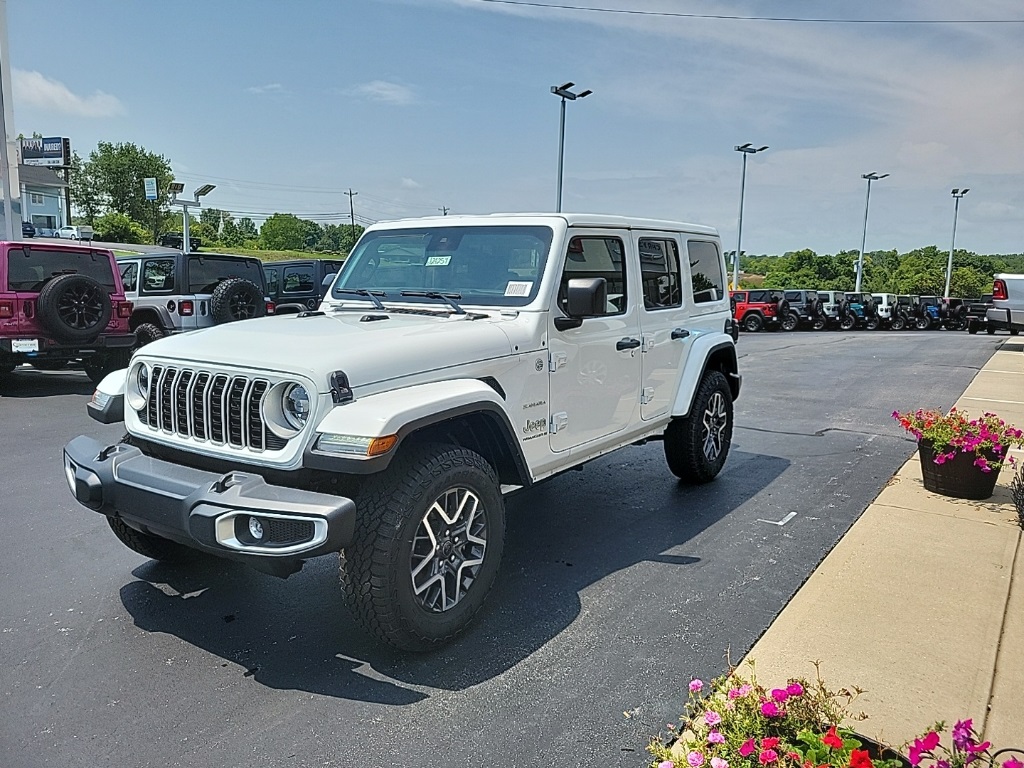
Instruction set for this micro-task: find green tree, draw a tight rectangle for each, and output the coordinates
[74,141,174,225]
[68,151,103,226]
[237,217,258,240]
[259,213,307,250]
[93,211,150,244]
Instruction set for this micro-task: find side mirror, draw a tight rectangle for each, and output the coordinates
[322,274,335,288]
[566,277,607,317]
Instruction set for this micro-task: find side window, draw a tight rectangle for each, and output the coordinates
[686,240,725,304]
[264,268,278,295]
[749,290,769,303]
[784,291,800,302]
[282,266,315,293]
[120,262,138,292]
[141,259,175,294]
[639,237,682,310]
[559,235,627,316]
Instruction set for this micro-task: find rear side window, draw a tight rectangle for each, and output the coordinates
[264,267,278,295]
[120,262,138,292]
[749,290,770,303]
[639,237,682,310]
[785,291,801,302]
[283,265,315,293]
[142,259,175,294]
[6,248,116,292]
[686,240,725,304]
[188,257,263,294]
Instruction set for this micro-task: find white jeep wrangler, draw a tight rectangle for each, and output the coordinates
[64,214,741,651]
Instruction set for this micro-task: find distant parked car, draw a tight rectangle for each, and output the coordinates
[21,220,35,238]
[156,232,201,251]
[57,225,94,241]
[986,275,1024,336]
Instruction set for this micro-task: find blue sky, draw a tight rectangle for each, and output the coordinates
[10,0,1024,255]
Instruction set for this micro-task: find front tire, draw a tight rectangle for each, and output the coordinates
[664,371,733,484]
[106,516,198,563]
[340,443,505,651]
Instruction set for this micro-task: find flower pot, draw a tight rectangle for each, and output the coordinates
[918,441,1001,500]
[858,733,912,768]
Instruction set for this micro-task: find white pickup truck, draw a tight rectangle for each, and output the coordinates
[986,274,1024,336]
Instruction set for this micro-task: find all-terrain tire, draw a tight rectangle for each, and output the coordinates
[890,314,906,331]
[781,311,799,332]
[210,278,265,324]
[864,317,880,331]
[106,516,199,563]
[916,316,932,331]
[134,322,165,348]
[664,370,733,484]
[742,313,763,333]
[36,273,112,344]
[839,314,856,331]
[340,443,505,652]
[811,317,827,331]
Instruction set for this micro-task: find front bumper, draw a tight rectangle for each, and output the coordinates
[63,435,356,575]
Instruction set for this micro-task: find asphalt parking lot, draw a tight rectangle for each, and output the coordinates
[0,331,1004,768]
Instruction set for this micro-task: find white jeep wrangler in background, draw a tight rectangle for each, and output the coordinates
[64,214,741,651]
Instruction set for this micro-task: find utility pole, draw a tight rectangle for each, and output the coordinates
[438,206,449,216]
[0,0,16,241]
[345,188,357,231]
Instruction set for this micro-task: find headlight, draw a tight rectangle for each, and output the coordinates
[283,384,310,429]
[125,361,150,411]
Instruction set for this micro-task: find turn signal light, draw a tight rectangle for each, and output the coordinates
[367,435,398,456]
[993,280,1008,301]
[178,300,194,316]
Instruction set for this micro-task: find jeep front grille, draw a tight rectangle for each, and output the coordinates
[143,366,286,451]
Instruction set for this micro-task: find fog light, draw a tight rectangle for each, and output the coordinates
[248,516,264,540]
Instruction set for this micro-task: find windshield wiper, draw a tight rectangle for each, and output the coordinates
[400,291,465,315]
[334,288,387,310]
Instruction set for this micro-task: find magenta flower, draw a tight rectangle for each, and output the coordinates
[1003,759,1024,768]
[760,701,781,717]
[786,682,804,696]
[909,732,942,766]
[770,688,789,703]
[711,759,729,768]
[659,762,675,768]
[952,719,974,749]
[689,679,704,693]
[758,750,779,765]
[703,710,722,727]
[738,683,753,696]
[687,751,705,768]
[727,688,742,700]
[739,739,756,757]
[707,730,725,745]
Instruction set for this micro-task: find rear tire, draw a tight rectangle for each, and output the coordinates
[134,322,165,348]
[742,313,763,333]
[839,315,856,331]
[664,371,733,484]
[340,443,505,651]
[106,516,199,563]
[781,312,799,332]
[890,314,906,331]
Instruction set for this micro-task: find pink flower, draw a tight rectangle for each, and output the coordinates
[659,762,675,768]
[738,684,753,696]
[909,732,942,766]
[759,750,779,765]
[688,751,705,768]
[711,759,729,768]
[786,682,804,696]
[689,679,704,693]
[708,731,726,745]
[739,739,756,757]
[760,701,781,717]
[1003,759,1024,768]
[953,719,974,749]
[727,688,742,700]
[770,688,789,703]
[703,710,722,727]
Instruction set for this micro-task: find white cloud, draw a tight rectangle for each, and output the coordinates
[12,69,124,118]
[245,83,284,94]
[350,80,416,105]
[400,177,422,189]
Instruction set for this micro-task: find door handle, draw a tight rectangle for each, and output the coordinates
[671,328,690,340]
[616,337,641,351]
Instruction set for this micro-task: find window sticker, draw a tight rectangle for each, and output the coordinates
[504,281,533,297]
[425,255,452,266]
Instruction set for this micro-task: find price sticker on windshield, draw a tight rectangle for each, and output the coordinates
[504,281,533,297]
[425,255,451,267]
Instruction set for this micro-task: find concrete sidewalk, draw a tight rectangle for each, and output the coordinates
[743,339,1024,748]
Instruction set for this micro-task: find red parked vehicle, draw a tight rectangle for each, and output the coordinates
[0,241,135,382]
[729,289,788,333]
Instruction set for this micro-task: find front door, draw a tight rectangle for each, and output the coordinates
[548,232,642,452]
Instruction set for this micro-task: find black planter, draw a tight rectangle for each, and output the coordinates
[858,734,911,767]
[918,441,1001,500]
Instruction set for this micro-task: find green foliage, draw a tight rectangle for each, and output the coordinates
[72,142,174,225]
[259,213,307,250]
[94,211,150,244]
[188,220,217,243]
[257,213,361,253]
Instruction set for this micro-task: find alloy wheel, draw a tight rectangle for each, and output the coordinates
[701,391,728,462]
[56,283,105,330]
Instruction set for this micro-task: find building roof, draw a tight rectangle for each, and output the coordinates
[18,164,67,188]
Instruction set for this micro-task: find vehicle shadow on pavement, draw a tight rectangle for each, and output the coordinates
[118,446,788,704]
[0,368,94,397]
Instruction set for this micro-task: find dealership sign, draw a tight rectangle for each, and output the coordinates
[21,137,71,167]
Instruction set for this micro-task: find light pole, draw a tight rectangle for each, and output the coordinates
[856,172,887,293]
[732,143,768,290]
[944,188,969,298]
[551,81,591,213]
[168,182,215,252]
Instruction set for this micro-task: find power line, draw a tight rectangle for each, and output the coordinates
[476,0,1024,23]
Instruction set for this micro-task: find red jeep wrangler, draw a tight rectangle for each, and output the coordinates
[0,241,135,382]
[729,289,788,333]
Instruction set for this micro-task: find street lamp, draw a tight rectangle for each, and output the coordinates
[168,182,216,253]
[551,81,592,213]
[732,143,768,290]
[856,172,888,292]
[944,188,969,298]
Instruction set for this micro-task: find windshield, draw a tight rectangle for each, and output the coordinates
[332,225,553,308]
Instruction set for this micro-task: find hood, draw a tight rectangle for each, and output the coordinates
[140,311,514,391]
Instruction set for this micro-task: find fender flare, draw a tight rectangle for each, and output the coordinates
[670,333,740,417]
[272,302,308,315]
[304,379,531,484]
[130,305,175,332]
[87,368,129,424]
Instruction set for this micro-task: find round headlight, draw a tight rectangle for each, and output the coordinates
[126,361,151,411]
[282,384,310,429]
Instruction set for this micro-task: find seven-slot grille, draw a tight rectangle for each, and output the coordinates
[141,365,287,451]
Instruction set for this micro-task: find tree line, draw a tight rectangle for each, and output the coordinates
[67,141,363,253]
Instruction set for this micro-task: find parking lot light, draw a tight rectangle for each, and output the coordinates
[856,172,888,293]
[732,143,768,290]
[944,188,969,298]
[551,82,592,213]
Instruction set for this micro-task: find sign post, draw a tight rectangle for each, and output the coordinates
[144,177,158,245]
